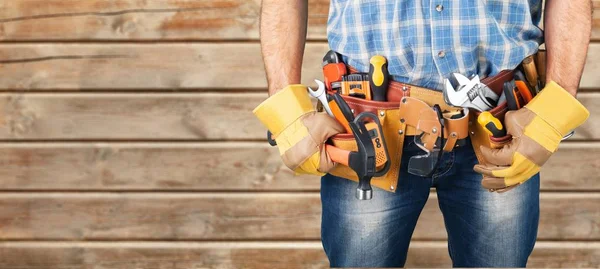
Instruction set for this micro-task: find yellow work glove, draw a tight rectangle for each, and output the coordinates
[474,81,590,192]
[253,84,344,176]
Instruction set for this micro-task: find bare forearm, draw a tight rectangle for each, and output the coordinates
[260,0,308,95]
[544,0,592,96]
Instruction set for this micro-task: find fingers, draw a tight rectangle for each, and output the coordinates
[503,165,540,187]
[479,156,533,178]
[479,144,514,166]
[481,175,508,190]
[473,164,499,177]
[479,163,540,192]
[494,184,519,193]
[319,144,338,173]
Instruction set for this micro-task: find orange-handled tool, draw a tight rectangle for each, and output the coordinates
[326,144,350,166]
[326,110,390,200]
[515,80,533,104]
[268,94,390,200]
[328,95,353,133]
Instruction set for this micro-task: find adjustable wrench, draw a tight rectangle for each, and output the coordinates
[444,73,499,111]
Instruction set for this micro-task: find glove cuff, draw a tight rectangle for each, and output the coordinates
[253,84,314,136]
[525,81,590,136]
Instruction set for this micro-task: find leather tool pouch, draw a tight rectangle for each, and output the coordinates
[470,101,513,165]
[326,92,469,192]
[325,51,545,192]
[470,51,546,166]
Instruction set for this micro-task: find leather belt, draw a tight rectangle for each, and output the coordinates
[343,67,516,151]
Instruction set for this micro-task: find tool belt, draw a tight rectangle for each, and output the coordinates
[325,52,546,192]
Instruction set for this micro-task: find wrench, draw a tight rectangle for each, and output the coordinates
[444,73,499,111]
[308,79,333,116]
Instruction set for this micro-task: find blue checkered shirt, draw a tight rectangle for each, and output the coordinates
[327,0,544,91]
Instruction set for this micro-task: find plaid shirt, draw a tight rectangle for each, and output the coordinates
[327,0,544,91]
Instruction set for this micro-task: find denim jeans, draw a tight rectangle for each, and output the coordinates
[321,137,540,267]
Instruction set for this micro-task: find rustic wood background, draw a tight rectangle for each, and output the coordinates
[0,1,598,268]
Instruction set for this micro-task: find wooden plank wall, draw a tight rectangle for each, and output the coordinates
[0,1,598,268]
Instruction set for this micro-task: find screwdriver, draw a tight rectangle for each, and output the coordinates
[478,112,506,138]
[369,55,389,101]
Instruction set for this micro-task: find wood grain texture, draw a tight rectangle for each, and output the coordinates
[0,241,598,268]
[0,0,597,41]
[0,142,596,191]
[595,0,600,41]
[0,0,329,41]
[0,192,598,241]
[0,43,598,90]
[0,93,598,140]
[0,93,260,140]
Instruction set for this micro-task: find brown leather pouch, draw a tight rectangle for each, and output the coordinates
[469,101,513,165]
[470,52,546,165]
[326,66,523,192]
[328,97,404,192]
[327,91,469,192]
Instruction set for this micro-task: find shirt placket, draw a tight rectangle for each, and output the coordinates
[429,0,458,80]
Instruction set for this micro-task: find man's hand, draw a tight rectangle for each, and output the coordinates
[473,0,593,192]
[474,82,589,192]
[260,0,308,95]
[254,85,345,176]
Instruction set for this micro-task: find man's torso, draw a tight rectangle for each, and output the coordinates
[327,0,544,90]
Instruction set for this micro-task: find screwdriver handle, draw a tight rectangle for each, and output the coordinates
[369,55,389,101]
[478,112,506,138]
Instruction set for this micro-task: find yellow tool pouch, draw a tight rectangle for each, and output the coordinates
[327,88,469,192]
[324,63,525,192]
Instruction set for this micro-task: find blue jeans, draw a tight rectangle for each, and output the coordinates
[321,137,540,267]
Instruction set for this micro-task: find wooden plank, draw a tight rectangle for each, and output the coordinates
[0,92,598,140]
[595,0,600,41]
[0,142,299,191]
[0,0,329,41]
[0,0,597,41]
[0,142,596,191]
[0,43,598,90]
[0,192,598,241]
[0,241,598,268]
[0,93,262,140]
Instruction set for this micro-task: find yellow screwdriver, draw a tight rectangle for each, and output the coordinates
[369,55,389,101]
[478,112,506,138]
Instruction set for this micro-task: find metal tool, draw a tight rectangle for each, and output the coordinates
[478,111,506,138]
[308,80,333,116]
[326,94,390,200]
[369,55,389,101]
[444,73,499,111]
[341,73,371,100]
[322,50,347,91]
[329,93,354,133]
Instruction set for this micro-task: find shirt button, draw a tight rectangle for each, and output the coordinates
[438,50,446,58]
[436,5,444,12]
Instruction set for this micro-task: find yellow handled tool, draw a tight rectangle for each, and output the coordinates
[369,55,389,101]
[478,111,506,138]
